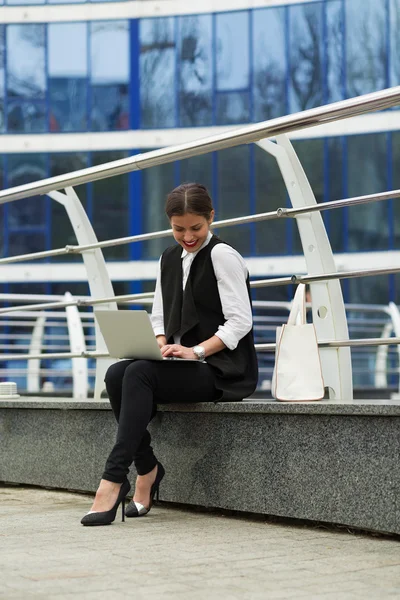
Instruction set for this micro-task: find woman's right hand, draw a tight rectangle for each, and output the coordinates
[156,335,167,350]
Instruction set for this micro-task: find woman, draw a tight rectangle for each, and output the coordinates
[81,183,258,526]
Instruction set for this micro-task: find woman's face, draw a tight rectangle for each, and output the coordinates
[170,211,214,253]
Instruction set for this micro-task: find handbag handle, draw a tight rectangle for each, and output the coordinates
[287,284,306,326]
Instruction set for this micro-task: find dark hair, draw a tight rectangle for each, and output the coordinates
[165,183,214,220]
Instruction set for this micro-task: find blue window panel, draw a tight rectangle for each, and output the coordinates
[7,154,47,228]
[327,137,345,252]
[6,0,45,4]
[254,144,287,256]
[390,0,400,88]
[216,11,250,125]
[391,132,400,250]
[48,23,88,132]
[180,153,213,193]
[91,151,130,260]
[139,18,176,128]
[326,0,345,103]
[348,277,390,305]
[90,21,129,131]
[141,156,175,259]
[48,0,82,4]
[217,145,251,256]
[252,6,286,121]
[7,101,46,133]
[8,232,46,257]
[0,26,4,133]
[178,14,213,127]
[50,152,89,259]
[6,25,46,99]
[346,0,387,97]
[0,155,4,257]
[347,133,389,251]
[289,2,324,112]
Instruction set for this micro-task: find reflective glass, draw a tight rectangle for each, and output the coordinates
[91,151,130,260]
[391,132,400,249]
[7,154,47,228]
[140,18,176,128]
[178,15,212,127]
[6,0,45,4]
[346,0,387,97]
[0,26,4,132]
[289,3,323,112]
[0,156,4,257]
[217,146,251,255]
[90,21,129,131]
[216,12,250,125]
[180,154,213,193]
[8,232,46,257]
[48,23,87,132]
[254,144,286,256]
[7,101,46,133]
[7,25,45,99]
[347,134,389,251]
[142,158,175,259]
[327,137,345,252]
[252,7,286,121]
[50,153,89,260]
[326,0,344,103]
[390,0,400,87]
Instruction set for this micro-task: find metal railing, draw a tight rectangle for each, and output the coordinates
[1,86,400,400]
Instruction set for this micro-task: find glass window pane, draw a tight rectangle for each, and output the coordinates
[50,153,89,260]
[140,18,176,128]
[348,277,390,305]
[289,3,323,112]
[178,15,212,127]
[7,25,45,99]
[254,144,286,256]
[9,232,46,257]
[347,134,389,251]
[216,146,251,256]
[91,21,129,131]
[7,101,46,133]
[253,7,286,121]
[0,26,4,132]
[48,23,88,132]
[216,11,250,125]
[180,154,213,192]
[391,132,400,249]
[142,158,175,259]
[0,156,4,257]
[91,151,130,260]
[326,0,344,103]
[7,154,47,228]
[346,0,387,97]
[327,137,345,252]
[390,0,400,87]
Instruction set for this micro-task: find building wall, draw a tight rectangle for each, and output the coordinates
[0,0,399,304]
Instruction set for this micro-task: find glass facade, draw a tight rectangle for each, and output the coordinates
[0,0,398,308]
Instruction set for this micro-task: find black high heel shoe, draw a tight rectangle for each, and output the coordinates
[80,479,131,526]
[125,462,165,518]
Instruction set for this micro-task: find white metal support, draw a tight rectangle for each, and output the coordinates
[64,291,88,399]
[256,136,353,401]
[48,187,116,399]
[386,302,400,398]
[27,312,46,393]
[375,321,392,389]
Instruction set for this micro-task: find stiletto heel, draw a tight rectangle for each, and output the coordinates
[80,479,131,526]
[125,461,165,518]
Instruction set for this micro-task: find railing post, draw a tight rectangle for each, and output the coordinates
[27,312,46,393]
[48,187,116,399]
[256,136,353,401]
[386,302,400,398]
[64,292,89,400]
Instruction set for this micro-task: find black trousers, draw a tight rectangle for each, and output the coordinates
[103,359,217,483]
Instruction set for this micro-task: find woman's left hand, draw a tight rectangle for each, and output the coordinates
[160,344,197,360]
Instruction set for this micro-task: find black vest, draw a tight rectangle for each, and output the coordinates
[161,235,258,401]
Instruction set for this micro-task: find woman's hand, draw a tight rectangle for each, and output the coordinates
[160,344,197,360]
[156,335,167,350]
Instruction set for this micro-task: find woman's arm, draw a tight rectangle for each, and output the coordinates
[151,258,165,347]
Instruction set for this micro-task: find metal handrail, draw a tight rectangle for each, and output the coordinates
[0,86,399,206]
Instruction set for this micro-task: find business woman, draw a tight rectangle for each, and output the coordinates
[81,182,258,526]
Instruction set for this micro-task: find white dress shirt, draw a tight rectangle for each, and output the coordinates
[151,232,253,350]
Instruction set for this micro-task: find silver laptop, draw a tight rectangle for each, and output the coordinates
[95,309,201,361]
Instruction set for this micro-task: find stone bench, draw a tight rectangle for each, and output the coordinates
[1,397,399,535]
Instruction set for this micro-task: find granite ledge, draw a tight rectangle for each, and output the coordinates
[1,396,400,416]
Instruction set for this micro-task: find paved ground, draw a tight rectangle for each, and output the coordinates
[1,486,399,600]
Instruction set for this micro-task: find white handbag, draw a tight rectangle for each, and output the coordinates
[271,284,325,402]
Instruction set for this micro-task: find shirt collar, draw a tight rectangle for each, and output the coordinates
[181,230,213,259]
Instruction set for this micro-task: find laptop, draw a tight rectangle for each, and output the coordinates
[94,309,201,362]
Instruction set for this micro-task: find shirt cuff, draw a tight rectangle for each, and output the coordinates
[153,327,165,337]
[215,329,237,351]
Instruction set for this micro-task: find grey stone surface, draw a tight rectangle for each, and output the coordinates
[2,486,400,600]
[1,398,400,534]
